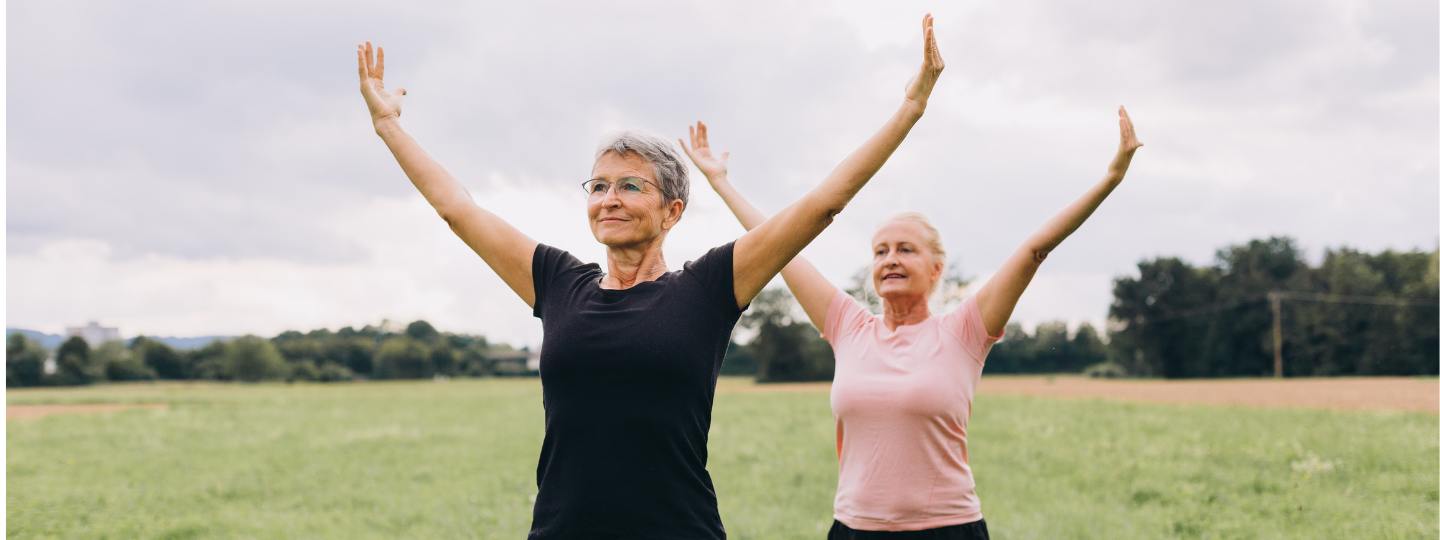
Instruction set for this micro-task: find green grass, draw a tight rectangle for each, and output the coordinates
[7,379,1438,539]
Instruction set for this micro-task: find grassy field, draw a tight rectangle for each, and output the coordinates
[7,378,1438,539]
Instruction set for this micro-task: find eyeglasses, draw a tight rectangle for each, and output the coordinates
[581,176,660,200]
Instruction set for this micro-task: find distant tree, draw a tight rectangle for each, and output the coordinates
[1069,323,1108,371]
[95,341,155,381]
[375,337,434,379]
[430,346,458,376]
[6,334,47,387]
[986,323,1033,373]
[287,360,320,382]
[132,338,188,379]
[405,320,440,343]
[720,340,758,376]
[55,336,103,385]
[745,288,833,382]
[189,341,231,380]
[225,336,287,382]
[317,363,356,382]
[324,337,375,375]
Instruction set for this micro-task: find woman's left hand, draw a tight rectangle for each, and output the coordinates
[903,13,945,109]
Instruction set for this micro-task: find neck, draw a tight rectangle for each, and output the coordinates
[881,294,931,331]
[602,239,668,289]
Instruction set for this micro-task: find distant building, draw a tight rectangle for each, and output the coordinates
[65,321,121,346]
[490,347,541,376]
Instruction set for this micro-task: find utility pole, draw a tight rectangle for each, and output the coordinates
[1268,291,1283,378]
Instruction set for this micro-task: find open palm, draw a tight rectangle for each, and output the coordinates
[679,121,729,180]
[357,41,405,123]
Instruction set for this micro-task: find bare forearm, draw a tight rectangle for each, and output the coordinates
[374,117,475,217]
[809,101,926,217]
[707,175,768,231]
[732,100,924,305]
[1023,150,1134,257]
[707,174,838,327]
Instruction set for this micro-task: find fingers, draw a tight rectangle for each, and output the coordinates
[356,46,367,81]
[1118,105,1143,148]
[922,13,943,70]
[376,46,385,80]
[677,137,694,159]
[698,120,709,148]
[365,41,375,74]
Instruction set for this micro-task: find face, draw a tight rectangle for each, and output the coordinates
[587,151,683,248]
[871,220,943,302]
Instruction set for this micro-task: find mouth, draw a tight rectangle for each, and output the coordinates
[598,217,629,223]
[881,273,907,281]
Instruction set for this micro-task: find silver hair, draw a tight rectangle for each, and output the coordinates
[594,130,690,207]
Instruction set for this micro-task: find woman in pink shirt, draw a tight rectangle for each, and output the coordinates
[680,78,1143,538]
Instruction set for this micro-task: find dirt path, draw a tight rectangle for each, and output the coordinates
[7,403,168,420]
[725,376,1439,413]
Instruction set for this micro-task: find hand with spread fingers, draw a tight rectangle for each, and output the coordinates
[357,41,406,125]
[678,121,730,183]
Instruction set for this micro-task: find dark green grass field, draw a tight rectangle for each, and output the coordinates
[7,378,1438,539]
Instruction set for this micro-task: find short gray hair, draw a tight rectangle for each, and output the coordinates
[594,130,690,207]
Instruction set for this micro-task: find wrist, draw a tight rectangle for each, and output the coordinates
[900,98,927,119]
[372,115,401,135]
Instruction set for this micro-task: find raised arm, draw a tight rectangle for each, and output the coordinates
[975,107,1144,335]
[681,122,839,330]
[728,14,944,308]
[357,42,539,306]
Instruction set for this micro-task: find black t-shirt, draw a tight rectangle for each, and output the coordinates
[527,242,746,540]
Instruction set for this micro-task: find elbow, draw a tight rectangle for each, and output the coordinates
[435,202,468,227]
[1023,243,1053,265]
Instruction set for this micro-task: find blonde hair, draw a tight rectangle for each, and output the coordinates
[876,212,947,294]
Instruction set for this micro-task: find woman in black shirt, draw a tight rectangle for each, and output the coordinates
[354,14,945,539]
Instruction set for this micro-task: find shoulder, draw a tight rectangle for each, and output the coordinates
[534,244,598,276]
[681,242,737,275]
[822,289,876,344]
[939,296,1004,359]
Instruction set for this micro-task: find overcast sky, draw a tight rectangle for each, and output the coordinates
[7,0,1437,347]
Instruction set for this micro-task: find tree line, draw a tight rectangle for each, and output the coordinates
[723,236,1437,381]
[6,321,527,387]
[9,236,1435,387]
[1107,237,1438,377]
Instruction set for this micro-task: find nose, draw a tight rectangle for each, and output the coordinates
[600,185,623,208]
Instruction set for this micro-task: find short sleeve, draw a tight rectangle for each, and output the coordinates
[941,296,1005,362]
[531,243,588,319]
[682,241,747,318]
[821,289,874,346]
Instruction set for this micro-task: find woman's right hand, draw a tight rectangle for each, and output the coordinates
[902,14,945,110]
[357,41,405,125]
[679,121,730,183]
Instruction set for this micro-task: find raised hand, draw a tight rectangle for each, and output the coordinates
[1109,106,1143,178]
[1118,106,1143,155]
[903,14,945,107]
[678,121,730,181]
[357,41,406,124]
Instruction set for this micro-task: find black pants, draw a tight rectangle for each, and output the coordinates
[827,519,989,540]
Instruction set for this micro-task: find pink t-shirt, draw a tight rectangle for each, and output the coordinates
[822,289,1003,531]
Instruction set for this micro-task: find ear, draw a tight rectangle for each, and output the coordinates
[661,199,685,230]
